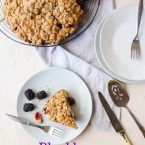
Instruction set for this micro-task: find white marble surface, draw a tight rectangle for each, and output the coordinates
[0,0,145,145]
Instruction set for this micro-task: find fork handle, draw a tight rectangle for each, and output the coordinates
[5,114,40,128]
[137,0,143,35]
[125,106,145,138]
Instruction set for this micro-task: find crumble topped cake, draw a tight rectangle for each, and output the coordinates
[3,0,83,45]
[43,89,78,129]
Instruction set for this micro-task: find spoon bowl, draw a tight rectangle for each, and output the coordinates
[108,80,129,107]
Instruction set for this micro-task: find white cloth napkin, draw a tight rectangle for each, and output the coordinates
[36,0,121,131]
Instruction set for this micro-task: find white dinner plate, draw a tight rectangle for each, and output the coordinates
[100,5,145,82]
[17,68,92,144]
[94,10,136,83]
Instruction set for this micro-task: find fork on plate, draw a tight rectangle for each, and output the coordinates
[5,114,64,139]
[131,0,143,60]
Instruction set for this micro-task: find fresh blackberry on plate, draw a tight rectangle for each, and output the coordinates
[36,91,47,100]
[24,89,35,101]
[23,103,35,112]
[67,97,75,106]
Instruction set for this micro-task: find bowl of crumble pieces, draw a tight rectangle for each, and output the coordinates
[0,0,100,46]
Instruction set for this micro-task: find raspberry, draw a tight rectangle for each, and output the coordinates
[36,91,47,100]
[24,89,35,101]
[23,103,35,112]
[35,112,43,124]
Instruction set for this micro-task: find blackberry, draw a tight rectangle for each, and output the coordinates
[24,89,35,101]
[23,103,35,112]
[67,97,75,106]
[36,91,47,100]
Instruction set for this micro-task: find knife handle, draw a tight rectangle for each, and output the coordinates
[119,130,132,145]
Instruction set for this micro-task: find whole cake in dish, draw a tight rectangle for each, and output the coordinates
[3,0,84,45]
[43,89,78,129]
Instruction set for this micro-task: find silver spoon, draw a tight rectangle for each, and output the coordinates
[108,80,145,137]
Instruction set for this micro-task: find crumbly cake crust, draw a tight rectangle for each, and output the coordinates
[3,0,83,45]
[43,89,78,129]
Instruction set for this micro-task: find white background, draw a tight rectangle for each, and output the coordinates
[0,0,145,145]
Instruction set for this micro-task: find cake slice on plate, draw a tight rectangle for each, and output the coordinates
[43,89,78,129]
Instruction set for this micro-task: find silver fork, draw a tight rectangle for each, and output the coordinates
[5,114,64,139]
[131,0,143,59]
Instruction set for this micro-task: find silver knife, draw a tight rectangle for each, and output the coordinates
[98,92,132,145]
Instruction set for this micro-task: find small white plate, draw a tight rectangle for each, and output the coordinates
[17,68,92,144]
[94,11,134,83]
[100,5,145,82]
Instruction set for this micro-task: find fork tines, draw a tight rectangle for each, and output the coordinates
[131,38,141,60]
[49,127,64,139]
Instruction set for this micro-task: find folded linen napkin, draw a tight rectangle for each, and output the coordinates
[36,0,121,131]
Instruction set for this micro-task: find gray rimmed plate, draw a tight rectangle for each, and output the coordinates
[17,68,92,144]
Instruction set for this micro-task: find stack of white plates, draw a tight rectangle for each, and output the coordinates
[95,5,145,83]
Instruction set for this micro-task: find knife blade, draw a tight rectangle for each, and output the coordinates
[98,92,132,145]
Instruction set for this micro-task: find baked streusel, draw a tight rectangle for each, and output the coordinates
[43,89,78,129]
[3,0,83,45]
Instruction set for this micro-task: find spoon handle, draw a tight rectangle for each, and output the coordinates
[125,106,145,138]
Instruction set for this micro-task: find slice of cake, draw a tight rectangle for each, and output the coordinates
[43,90,78,129]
